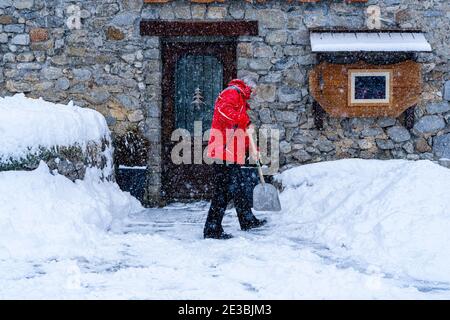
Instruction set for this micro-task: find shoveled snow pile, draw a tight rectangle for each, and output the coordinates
[0,94,110,163]
[0,162,142,260]
[276,159,450,283]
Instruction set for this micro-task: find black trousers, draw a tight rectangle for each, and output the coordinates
[204,163,257,234]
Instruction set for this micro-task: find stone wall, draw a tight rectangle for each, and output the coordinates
[0,0,449,206]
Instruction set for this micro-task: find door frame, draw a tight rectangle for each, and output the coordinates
[161,40,237,202]
[141,21,258,37]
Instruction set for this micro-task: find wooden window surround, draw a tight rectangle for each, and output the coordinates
[309,60,422,118]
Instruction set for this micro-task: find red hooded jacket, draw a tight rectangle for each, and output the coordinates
[207,79,253,164]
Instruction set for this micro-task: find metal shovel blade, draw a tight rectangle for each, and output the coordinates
[253,183,282,212]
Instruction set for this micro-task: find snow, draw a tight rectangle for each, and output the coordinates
[1,159,450,299]
[276,159,450,284]
[0,94,110,163]
[310,32,432,52]
[0,162,143,260]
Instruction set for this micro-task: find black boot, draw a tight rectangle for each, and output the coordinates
[204,231,234,240]
[241,218,268,231]
[204,226,233,240]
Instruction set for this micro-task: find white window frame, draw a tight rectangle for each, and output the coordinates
[349,70,392,106]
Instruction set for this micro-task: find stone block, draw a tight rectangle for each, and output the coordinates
[387,126,411,143]
[30,28,48,42]
[433,134,450,159]
[414,115,446,134]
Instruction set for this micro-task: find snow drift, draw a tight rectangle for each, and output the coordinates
[0,162,142,260]
[276,159,450,283]
[1,159,449,299]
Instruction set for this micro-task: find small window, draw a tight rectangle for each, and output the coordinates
[349,70,392,105]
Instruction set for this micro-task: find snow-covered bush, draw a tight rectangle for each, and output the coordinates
[0,94,113,180]
[276,159,450,283]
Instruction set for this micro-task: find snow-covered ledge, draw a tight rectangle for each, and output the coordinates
[310,29,432,52]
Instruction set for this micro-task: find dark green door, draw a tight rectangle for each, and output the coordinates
[162,41,237,201]
[175,55,223,134]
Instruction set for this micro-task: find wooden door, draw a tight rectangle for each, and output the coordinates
[161,41,237,202]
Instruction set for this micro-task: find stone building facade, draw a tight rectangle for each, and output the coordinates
[0,0,449,206]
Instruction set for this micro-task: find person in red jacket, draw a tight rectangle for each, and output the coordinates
[204,79,267,240]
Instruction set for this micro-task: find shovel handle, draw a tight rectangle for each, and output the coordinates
[247,129,265,185]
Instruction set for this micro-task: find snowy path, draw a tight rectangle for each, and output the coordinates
[1,202,449,299]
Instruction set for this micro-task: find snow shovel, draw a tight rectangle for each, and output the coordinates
[248,130,282,212]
